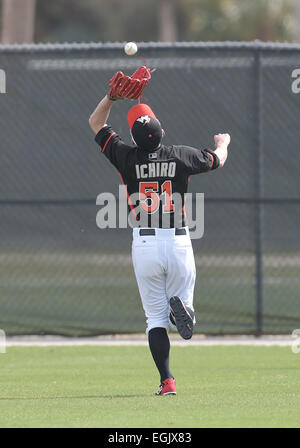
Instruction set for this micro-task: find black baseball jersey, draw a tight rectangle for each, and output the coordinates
[95,125,220,228]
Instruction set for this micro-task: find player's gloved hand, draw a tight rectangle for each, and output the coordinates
[108,65,151,101]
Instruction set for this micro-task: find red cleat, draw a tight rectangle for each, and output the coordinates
[155,378,176,396]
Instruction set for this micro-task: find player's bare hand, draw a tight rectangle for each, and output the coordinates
[214,133,231,148]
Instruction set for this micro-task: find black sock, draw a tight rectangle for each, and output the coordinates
[148,327,173,383]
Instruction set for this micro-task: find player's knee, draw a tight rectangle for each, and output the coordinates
[146,319,169,335]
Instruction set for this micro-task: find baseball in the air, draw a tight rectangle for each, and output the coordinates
[124,42,138,56]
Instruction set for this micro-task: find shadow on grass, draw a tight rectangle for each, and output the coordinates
[0,394,151,400]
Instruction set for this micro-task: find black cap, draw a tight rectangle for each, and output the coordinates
[131,116,163,152]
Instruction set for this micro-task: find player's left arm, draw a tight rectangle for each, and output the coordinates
[89,97,131,173]
[89,95,115,135]
[89,64,151,134]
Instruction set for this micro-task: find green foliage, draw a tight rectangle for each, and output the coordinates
[181,0,295,41]
[35,0,160,43]
[34,0,295,43]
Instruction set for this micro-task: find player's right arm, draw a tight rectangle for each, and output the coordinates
[213,133,230,168]
[177,132,231,175]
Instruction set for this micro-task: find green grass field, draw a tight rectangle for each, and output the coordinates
[0,345,299,428]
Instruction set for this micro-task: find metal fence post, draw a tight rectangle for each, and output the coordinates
[254,49,264,336]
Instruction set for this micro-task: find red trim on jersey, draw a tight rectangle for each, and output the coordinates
[119,172,137,218]
[207,152,214,171]
[101,132,116,153]
[182,194,187,219]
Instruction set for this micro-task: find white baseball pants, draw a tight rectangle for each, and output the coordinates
[132,227,196,333]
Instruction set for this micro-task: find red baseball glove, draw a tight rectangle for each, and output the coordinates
[108,65,151,101]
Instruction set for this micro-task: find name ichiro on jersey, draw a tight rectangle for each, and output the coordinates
[135,161,176,179]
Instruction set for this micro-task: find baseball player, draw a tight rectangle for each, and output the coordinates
[89,68,230,395]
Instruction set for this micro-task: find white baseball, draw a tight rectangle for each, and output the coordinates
[124,42,138,56]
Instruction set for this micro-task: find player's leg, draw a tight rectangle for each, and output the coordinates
[132,237,170,332]
[148,327,176,395]
[166,232,196,339]
[132,234,175,394]
[169,296,195,340]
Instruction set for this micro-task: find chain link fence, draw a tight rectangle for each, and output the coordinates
[0,42,299,335]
